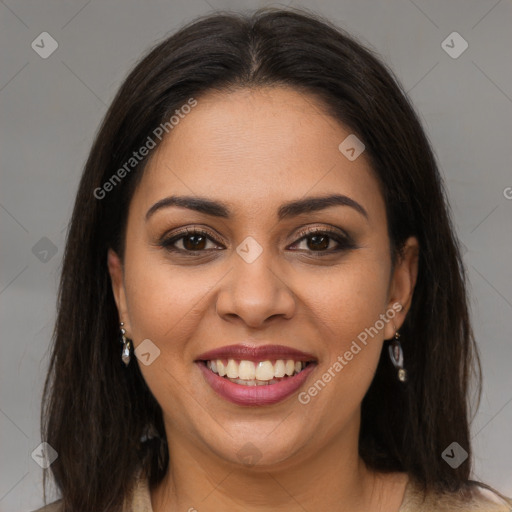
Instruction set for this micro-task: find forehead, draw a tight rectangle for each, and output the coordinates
[131,86,384,225]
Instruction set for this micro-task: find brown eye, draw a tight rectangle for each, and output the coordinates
[160,228,223,253]
[290,228,356,254]
[181,233,207,251]
[305,234,330,251]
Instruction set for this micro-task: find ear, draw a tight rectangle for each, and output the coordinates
[383,236,419,340]
[107,248,131,334]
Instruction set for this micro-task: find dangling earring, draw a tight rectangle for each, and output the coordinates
[388,328,407,382]
[120,321,132,366]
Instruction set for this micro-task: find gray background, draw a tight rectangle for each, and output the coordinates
[1,0,511,510]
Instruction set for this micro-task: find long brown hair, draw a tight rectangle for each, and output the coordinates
[41,7,481,510]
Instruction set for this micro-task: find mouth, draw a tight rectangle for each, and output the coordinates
[201,358,314,385]
[195,344,318,406]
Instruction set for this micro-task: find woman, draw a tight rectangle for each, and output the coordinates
[35,7,511,512]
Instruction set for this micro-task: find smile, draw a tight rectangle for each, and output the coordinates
[195,343,318,406]
[205,358,310,385]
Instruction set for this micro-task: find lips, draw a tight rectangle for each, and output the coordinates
[195,344,318,406]
[195,344,317,363]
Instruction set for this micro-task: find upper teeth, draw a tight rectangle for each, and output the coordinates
[206,359,307,380]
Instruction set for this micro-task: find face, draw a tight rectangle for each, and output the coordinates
[108,86,418,470]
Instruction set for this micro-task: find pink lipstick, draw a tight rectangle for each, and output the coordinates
[195,344,317,406]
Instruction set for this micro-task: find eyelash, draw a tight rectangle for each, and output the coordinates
[159,226,356,256]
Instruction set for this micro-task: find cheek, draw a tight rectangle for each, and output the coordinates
[122,251,208,415]
[303,254,391,399]
[123,250,215,344]
[306,258,391,339]
[297,264,390,432]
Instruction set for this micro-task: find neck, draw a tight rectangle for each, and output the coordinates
[150,420,405,512]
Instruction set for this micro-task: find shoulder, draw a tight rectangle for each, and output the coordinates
[30,500,63,512]
[470,483,512,511]
[29,468,153,512]
[28,466,152,512]
[400,478,512,512]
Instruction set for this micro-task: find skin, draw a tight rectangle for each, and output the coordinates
[108,86,419,512]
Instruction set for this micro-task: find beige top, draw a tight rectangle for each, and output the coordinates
[33,471,512,512]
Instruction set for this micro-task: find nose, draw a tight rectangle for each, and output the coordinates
[215,248,296,329]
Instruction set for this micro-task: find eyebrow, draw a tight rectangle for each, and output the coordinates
[145,193,368,222]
